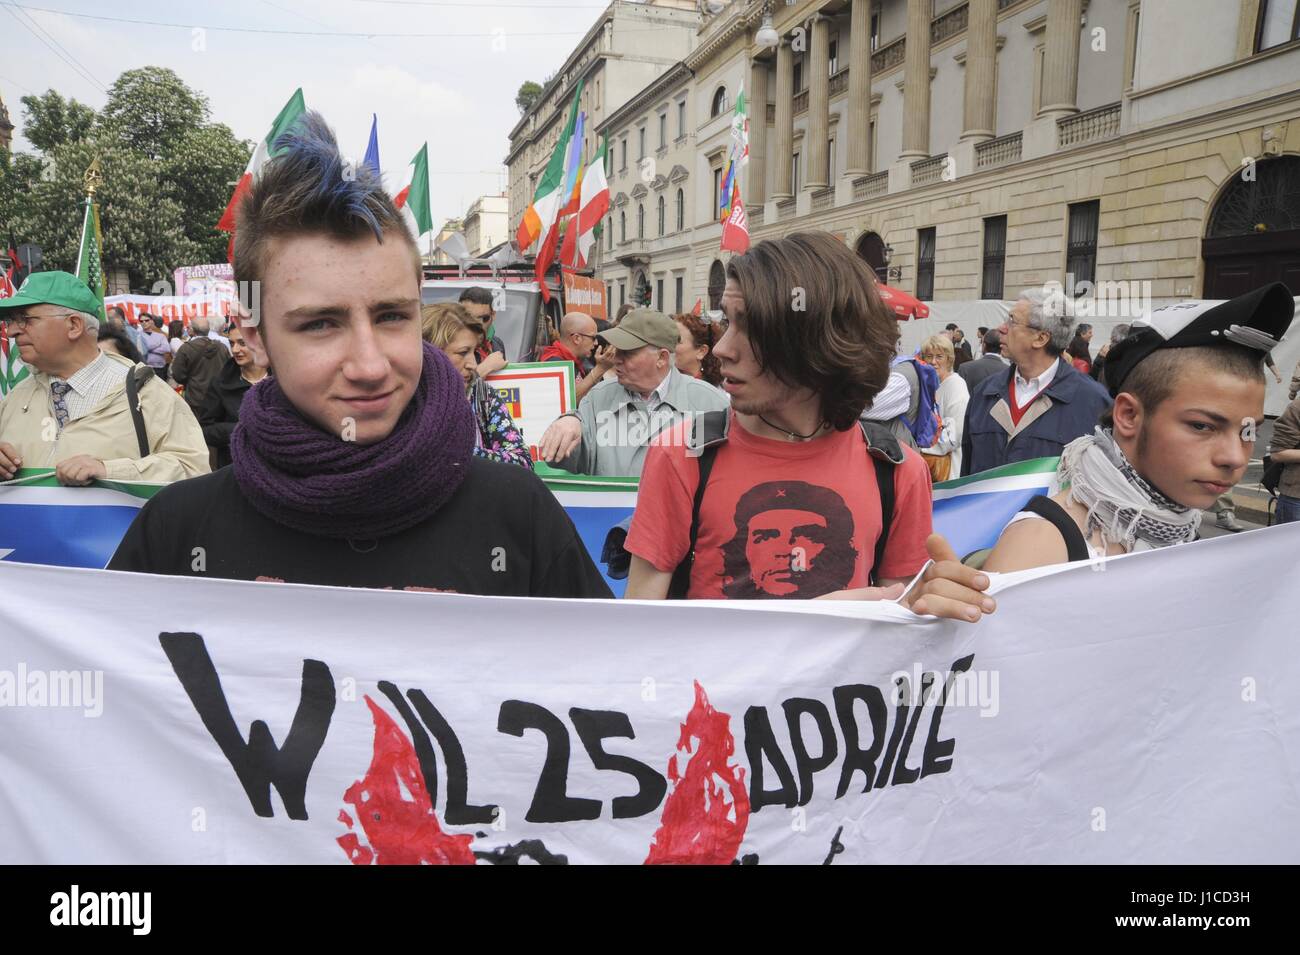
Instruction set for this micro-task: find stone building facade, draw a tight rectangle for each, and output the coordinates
[581,0,1300,315]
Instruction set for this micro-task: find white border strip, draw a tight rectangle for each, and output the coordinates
[0,486,150,508]
[550,490,639,509]
[931,473,1058,502]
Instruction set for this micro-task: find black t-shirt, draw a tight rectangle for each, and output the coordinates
[107,459,613,598]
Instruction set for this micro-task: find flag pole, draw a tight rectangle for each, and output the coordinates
[78,157,102,283]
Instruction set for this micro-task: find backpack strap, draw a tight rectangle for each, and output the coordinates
[667,411,731,600]
[125,364,154,459]
[1022,494,1091,563]
[859,420,901,585]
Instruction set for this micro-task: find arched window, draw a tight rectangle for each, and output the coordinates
[1207,155,1300,237]
[707,259,726,310]
[675,188,685,231]
[710,86,727,118]
[637,203,645,239]
[620,211,626,242]
[657,195,666,236]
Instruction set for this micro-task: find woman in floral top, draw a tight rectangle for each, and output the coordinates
[422,302,533,469]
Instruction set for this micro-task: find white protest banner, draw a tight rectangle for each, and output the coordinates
[484,362,575,461]
[2,524,1297,864]
[173,263,235,299]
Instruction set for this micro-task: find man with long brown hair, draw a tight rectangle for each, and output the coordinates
[623,232,992,618]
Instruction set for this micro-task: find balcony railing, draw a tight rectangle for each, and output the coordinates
[911,153,948,186]
[872,36,905,73]
[829,67,849,97]
[766,102,775,124]
[931,3,968,44]
[1057,102,1121,149]
[812,186,835,212]
[975,131,1022,170]
[748,204,765,227]
[853,170,889,201]
[776,197,797,218]
[793,89,808,115]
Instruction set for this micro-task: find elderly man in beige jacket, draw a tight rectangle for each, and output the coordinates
[0,272,210,485]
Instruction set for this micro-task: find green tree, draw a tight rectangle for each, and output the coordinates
[1,68,250,288]
[98,67,208,161]
[17,90,95,152]
[516,81,543,116]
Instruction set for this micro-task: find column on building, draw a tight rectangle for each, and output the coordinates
[748,56,769,206]
[960,0,998,142]
[1040,0,1083,117]
[772,38,795,200]
[900,0,932,159]
[845,0,873,177]
[805,14,831,191]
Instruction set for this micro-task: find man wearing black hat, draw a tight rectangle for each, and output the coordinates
[536,308,729,477]
[980,282,1295,571]
[0,272,209,485]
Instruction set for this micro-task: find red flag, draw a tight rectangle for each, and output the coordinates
[719,191,750,254]
[559,213,581,269]
[0,242,17,300]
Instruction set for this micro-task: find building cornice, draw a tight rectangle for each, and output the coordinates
[685,2,762,72]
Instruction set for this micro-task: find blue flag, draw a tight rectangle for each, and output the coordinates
[362,114,381,179]
[2,459,1062,594]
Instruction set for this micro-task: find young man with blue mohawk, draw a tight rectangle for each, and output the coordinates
[109,111,611,598]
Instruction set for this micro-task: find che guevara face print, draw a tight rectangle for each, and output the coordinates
[719,481,859,599]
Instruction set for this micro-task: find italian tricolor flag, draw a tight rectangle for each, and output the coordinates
[560,135,610,269]
[393,143,433,240]
[217,89,307,261]
[515,81,584,298]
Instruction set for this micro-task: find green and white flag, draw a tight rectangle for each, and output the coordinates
[0,334,28,397]
[75,197,107,321]
[394,143,433,239]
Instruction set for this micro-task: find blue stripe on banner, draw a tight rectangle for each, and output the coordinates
[562,504,635,598]
[0,503,141,568]
[932,487,1052,561]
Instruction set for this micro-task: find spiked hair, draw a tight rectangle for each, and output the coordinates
[231,110,420,286]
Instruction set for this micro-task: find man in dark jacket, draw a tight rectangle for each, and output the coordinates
[961,287,1111,476]
[958,329,1007,392]
[170,317,228,415]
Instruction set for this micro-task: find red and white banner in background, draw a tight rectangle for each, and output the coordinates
[105,294,239,328]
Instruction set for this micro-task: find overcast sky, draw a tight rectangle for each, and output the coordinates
[1,0,613,247]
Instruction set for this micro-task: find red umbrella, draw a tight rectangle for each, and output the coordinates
[876,283,930,320]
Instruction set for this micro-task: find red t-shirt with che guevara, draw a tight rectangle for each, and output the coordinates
[625,411,933,599]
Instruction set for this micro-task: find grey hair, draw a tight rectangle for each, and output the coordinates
[73,310,100,335]
[1109,323,1132,345]
[1017,286,1075,356]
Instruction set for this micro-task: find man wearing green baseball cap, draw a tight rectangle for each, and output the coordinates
[0,271,209,485]
[537,307,729,476]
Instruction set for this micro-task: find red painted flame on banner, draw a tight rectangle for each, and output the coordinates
[337,695,476,865]
[645,681,750,865]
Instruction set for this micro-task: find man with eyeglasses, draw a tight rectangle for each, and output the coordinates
[538,310,615,403]
[960,285,1111,476]
[0,271,210,485]
[538,308,729,477]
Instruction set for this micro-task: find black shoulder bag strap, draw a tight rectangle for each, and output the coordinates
[666,410,730,600]
[124,365,154,459]
[859,420,902,586]
[1022,494,1091,563]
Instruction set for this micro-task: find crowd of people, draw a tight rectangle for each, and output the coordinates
[1,109,1297,619]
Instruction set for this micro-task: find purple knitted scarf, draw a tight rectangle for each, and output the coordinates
[231,342,475,539]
